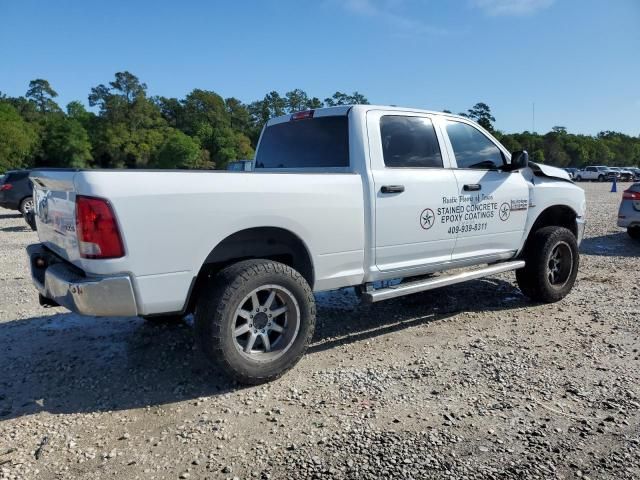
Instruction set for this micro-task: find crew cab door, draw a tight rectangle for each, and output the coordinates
[367,111,458,272]
[584,167,597,180]
[440,119,529,261]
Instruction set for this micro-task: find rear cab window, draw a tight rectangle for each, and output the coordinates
[445,121,505,170]
[255,115,349,169]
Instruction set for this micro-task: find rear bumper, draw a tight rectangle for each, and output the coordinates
[26,244,138,317]
[617,201,640,228]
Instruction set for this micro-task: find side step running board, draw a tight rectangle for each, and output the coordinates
[362,260,525,303]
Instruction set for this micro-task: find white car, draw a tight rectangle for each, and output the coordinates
[618,183,640,239]
[27,105,586,383]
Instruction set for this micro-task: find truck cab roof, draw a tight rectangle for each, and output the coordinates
[266,104,471,127]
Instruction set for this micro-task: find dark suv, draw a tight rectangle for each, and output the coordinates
[0,170,34,214]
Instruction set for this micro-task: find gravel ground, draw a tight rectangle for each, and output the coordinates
[0,182,639,480]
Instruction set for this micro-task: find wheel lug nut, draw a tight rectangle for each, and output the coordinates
[261,329,265,333]
[268,314,272,318]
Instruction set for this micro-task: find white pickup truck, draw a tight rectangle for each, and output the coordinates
[27,105,586,383]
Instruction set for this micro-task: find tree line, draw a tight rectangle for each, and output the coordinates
[447,102,640,168]
[1,73,639,172]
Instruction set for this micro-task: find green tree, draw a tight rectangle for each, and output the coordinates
[324,91,369,106]
[225,97,252,134]
[153,130,207,169]
[89,72,169,167]
[285,89,310,113]
[465,102,496,132]
[248,91,287,131]
[179,89,253,168]
[531,150,545,163]
[26,79,61,113]
[154,96,183,127]
[40,116,93,168]
[0,103,39,171]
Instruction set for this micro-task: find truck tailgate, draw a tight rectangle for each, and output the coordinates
[30,170,80,262]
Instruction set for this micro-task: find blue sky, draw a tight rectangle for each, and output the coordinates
[1,0,638,135]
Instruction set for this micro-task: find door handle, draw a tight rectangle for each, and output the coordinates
[463,184,481,191]
[381,185,405,194]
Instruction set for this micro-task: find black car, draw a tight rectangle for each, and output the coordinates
[0,170,34,214]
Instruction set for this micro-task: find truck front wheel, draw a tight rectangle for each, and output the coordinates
[516,226,579,303]
[195,259,316,384]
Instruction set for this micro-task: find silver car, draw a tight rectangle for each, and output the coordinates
[618,182,640,239]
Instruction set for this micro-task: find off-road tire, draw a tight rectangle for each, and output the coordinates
[195,259,316,384]
[628,226,640,240]
[19,197,34,215]
[23,209,37,231]
[516,226,579,303]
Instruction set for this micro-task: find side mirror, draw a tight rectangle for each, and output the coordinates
[507,150,529,171]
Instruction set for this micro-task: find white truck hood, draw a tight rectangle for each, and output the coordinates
[528,162,572,182]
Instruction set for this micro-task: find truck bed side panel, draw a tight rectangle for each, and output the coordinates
[36,170,365,315]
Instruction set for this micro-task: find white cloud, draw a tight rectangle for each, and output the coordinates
[336,0,449,36]
[471,0,555,16]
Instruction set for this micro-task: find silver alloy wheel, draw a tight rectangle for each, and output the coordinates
[22,199,34,213]
[232,284,300,362]
[547,241,573,287]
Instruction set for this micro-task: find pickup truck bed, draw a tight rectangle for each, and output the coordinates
[30,169,365,315]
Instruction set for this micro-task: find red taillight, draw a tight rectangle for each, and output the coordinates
[75,195,124,259]
[623,190,640,200]
[291,110,314,121]
[0,183,13,191]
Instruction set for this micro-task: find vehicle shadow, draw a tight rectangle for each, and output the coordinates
[0,278,525,421]
[309,277,525,354]
[0,213,22,219]
[0,225,31,233]
[580,231,639,257]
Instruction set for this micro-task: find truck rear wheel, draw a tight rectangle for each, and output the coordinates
[195,259,315,384]
[516,226,579,303]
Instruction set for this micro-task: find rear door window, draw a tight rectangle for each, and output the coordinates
[255,116,349,169]
[445,121,504,169]
[379,116,443,168]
